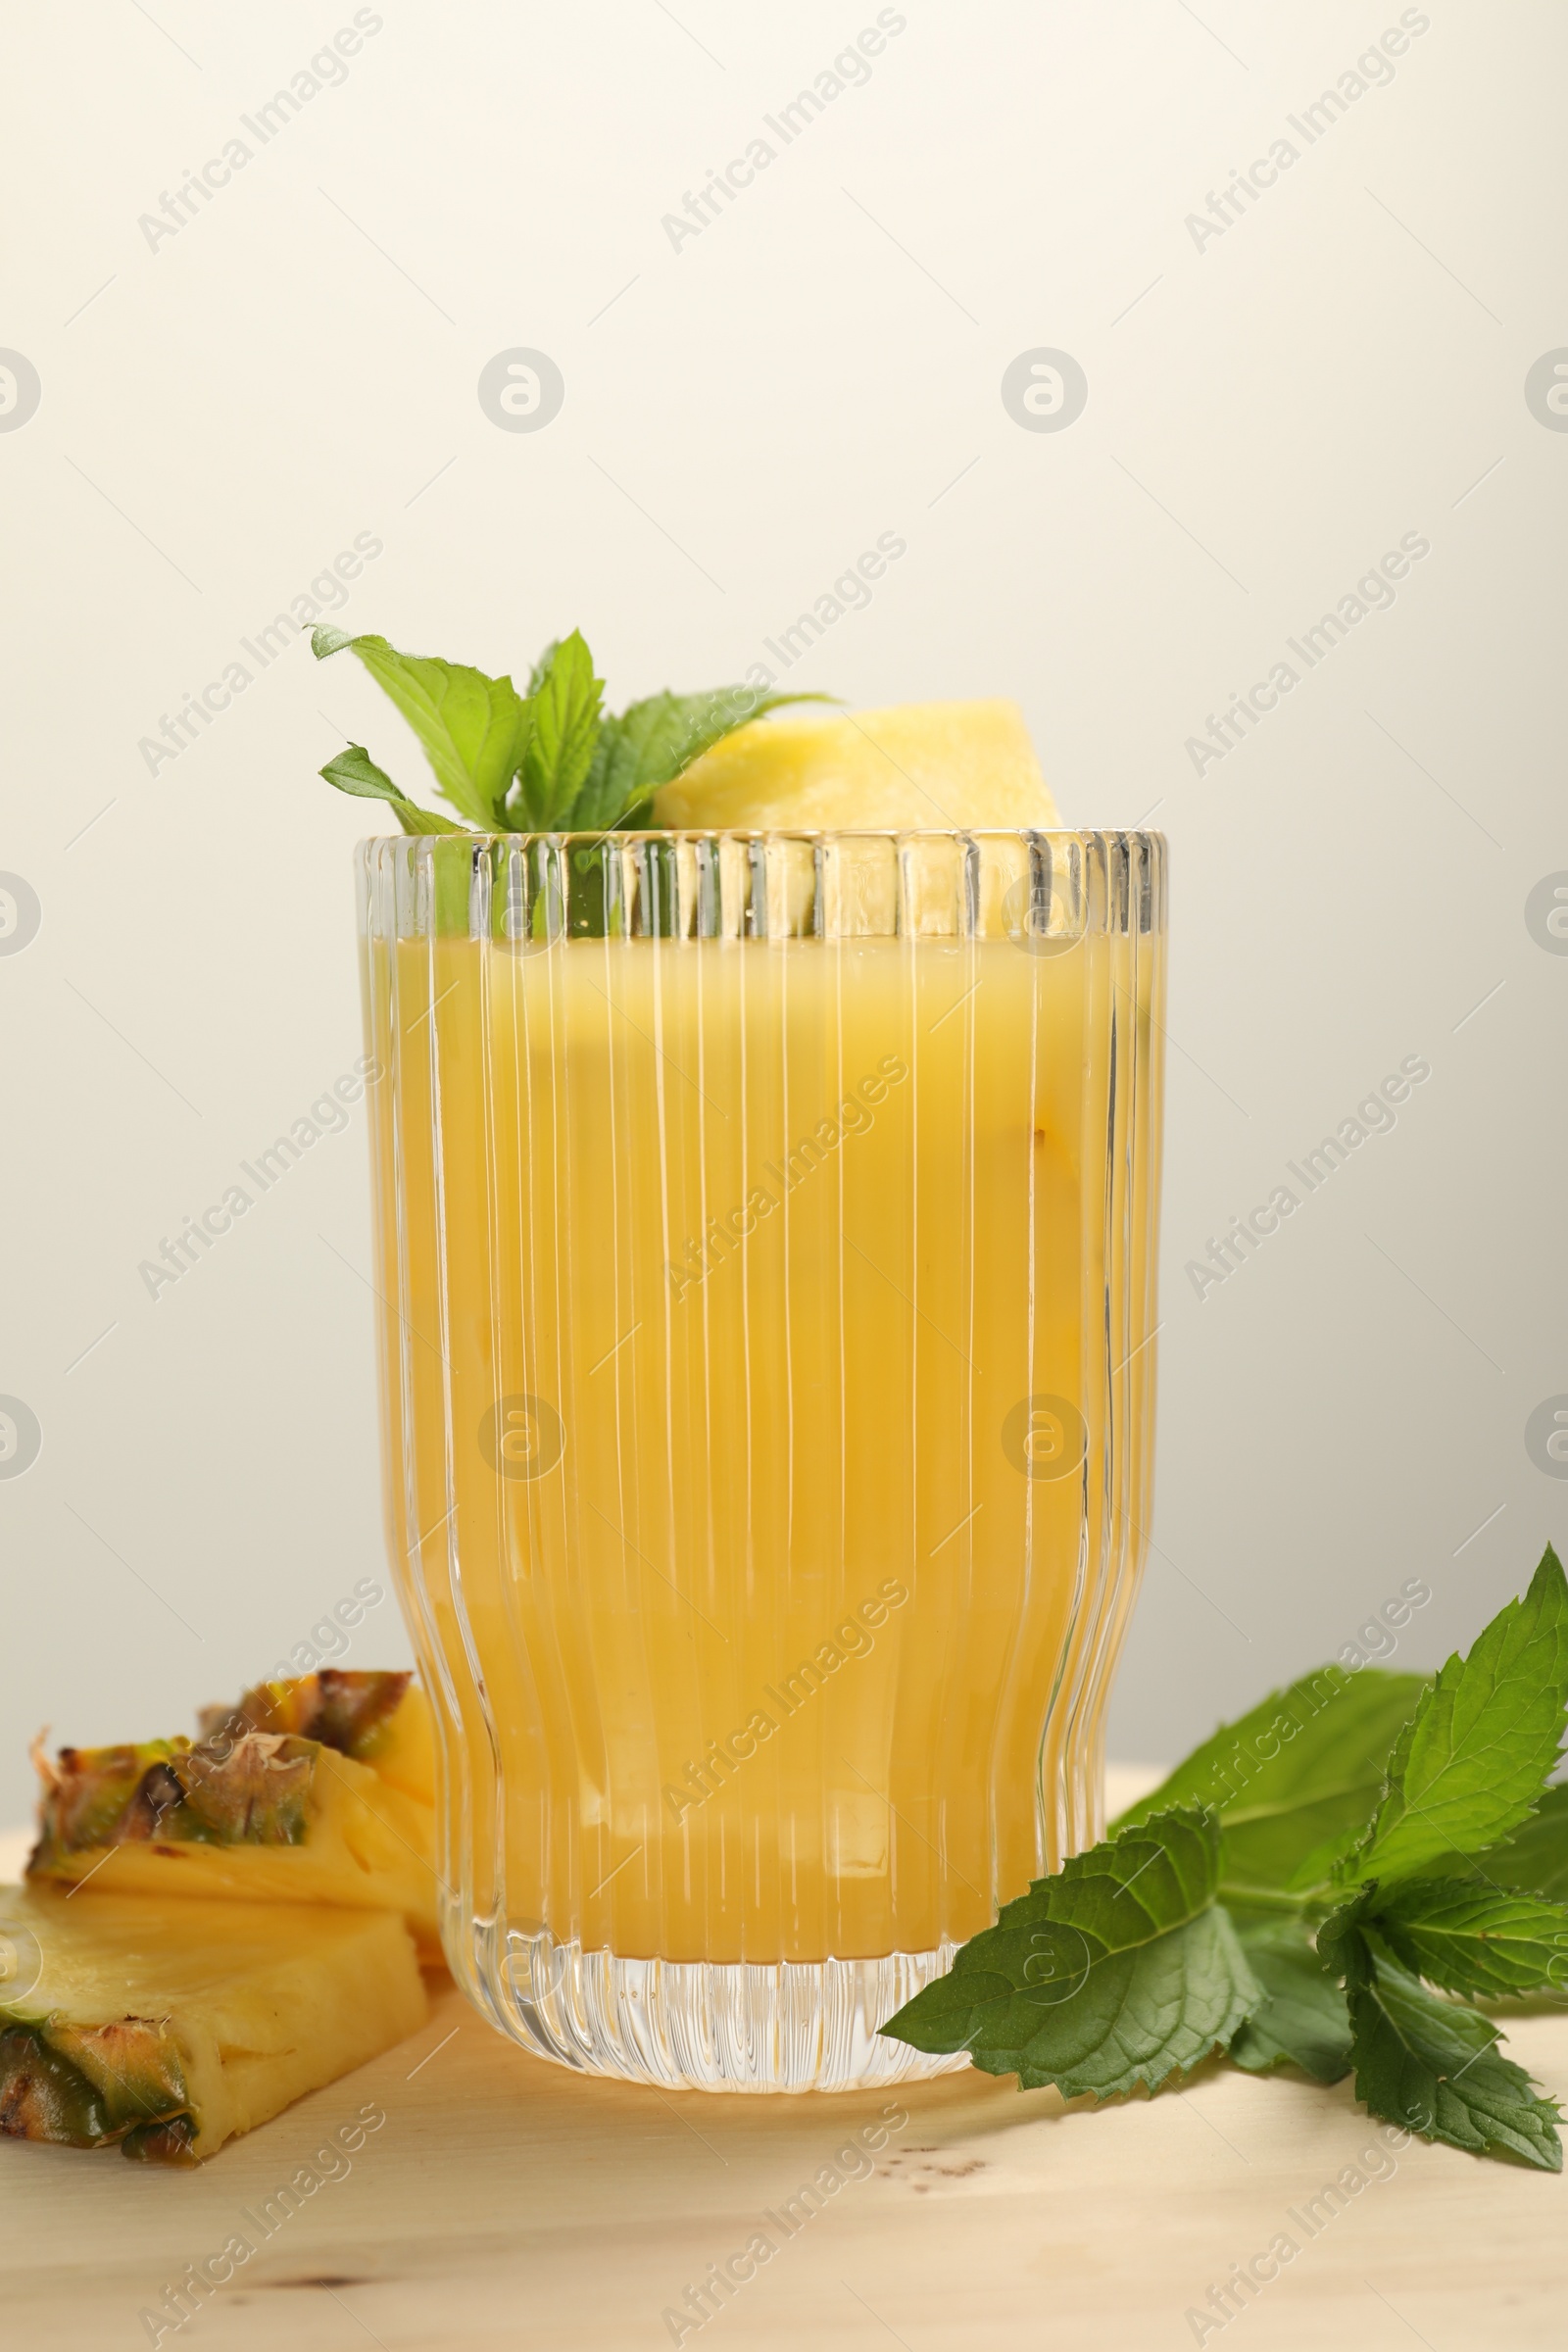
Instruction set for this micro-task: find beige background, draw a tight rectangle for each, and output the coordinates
[2,0,1565,1825]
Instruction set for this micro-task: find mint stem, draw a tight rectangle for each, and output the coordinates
[1217,1882,1329,1917]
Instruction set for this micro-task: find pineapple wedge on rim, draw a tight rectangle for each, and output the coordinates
[0,1882,424,2162]
[26,1672,441,1958]
[651,698,1061,832]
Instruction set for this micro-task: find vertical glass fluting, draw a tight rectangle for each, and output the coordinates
[357,829,1167,2090]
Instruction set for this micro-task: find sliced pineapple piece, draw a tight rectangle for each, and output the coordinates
[652,699,1060,832]
[0,1884,424,2161]
[27,1728,440,1958]
[198,1670,435,1808]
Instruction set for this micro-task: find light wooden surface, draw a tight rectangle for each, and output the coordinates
[5,1788,1565,2352]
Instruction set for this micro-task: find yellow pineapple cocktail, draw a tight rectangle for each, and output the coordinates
[359,827,1165,2090]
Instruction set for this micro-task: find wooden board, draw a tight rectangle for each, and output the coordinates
[5,1788,1565,2351]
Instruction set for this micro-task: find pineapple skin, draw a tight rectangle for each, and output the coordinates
[28,1739,441,1958]
[199,1672,436,1808]
[0,1885,426,2160]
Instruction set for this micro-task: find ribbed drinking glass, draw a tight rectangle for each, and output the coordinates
[357,827,1166,2091]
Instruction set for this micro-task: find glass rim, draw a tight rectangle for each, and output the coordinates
[357,827,1168,946]
[357,824,1168,852]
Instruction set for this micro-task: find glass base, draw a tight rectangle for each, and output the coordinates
[460,1920,970,2093]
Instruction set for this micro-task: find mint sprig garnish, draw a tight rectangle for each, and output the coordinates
[1340,1544,1568,1886]
[314,629,530,828]
[1339,1934,1562,2167]
[885,1811,1257,2100]
[575,688,816,834]
[318,744,454,836]
[513,629,603,827]
[313,624,829,836]
[1112,1663,1428,1893]
[1492,1783,1568,1900]
[881,1543,1568,2170]
[1374,1880,1568,2000]
[1226,1917,1352,2083]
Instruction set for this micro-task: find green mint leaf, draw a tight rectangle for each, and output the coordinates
[514,630,604,828]
[1112,1666,1426,1891]
[879,1810,1258,2101]
[1226,1916,1353,2083]
[319,744,406,804]
[310,629,839,837]
[392,801,465,838]
[570,688,835,833]
[318,746,454,835]
[1374,1879,1568,2000]
[1315,1886,1377,1984]
[1343,1545,1568,1887]
[1344,1936,1562,2169]
[1491,1783,1568,1900]
[313,628,530,828]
